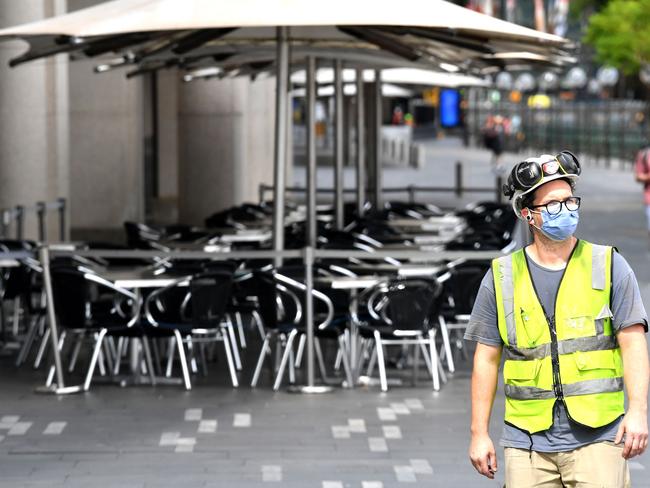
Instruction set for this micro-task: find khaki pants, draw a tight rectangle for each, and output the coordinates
[504,442,631,487]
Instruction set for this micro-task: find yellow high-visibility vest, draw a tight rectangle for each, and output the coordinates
[492,239,624,434]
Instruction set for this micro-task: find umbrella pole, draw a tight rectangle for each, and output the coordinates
[372,69,382,211]
[272,26,289,267]
[290,56,331,394]
[355,69,365,217]
[334,59,344,229]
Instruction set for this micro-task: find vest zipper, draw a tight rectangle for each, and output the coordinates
[523,241,591,427]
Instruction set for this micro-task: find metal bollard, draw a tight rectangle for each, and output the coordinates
[36,201,46,242]
[15,206,24,239]
[496,176,503,204]
[57,198,66,242]
[455,161,463,198]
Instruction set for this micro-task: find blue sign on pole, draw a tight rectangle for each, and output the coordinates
[440,89,460,127]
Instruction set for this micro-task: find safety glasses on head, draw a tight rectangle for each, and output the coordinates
[503,150,581,198]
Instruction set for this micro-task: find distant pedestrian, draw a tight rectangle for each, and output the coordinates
[634,145,650,240]
[482,114,509,172]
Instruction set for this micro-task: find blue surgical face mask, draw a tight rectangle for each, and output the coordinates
[536,207,579,241]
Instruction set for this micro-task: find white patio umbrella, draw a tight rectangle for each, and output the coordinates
[0,0,570,393]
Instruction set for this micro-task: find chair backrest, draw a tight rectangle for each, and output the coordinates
[252,271,280,329]
[188,271,233,327]
[49,266,89,328]
[0,240,35,300]
[445,262,489,315]
[371,279,438,332]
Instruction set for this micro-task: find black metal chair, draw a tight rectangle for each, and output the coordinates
[357,278,443,392]
[48,265,142,391]
[144,270,238,389]
[250,269,353,390]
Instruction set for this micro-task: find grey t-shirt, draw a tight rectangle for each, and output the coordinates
[464,247,648,453]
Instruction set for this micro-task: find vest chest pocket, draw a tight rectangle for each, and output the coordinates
[573,350,617,374]
[562,315,596,339]
[504,359,541,385]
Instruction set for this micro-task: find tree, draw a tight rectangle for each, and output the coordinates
[584,0,650,75]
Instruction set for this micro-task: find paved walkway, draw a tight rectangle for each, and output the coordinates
[0,139,648,487]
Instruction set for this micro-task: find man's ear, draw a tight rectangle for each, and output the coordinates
[521,208,533,222]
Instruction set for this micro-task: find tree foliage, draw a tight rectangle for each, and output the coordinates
[584,0,650,75]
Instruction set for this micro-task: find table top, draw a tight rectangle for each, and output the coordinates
[0,258,20,268]
[317,275,385,290]
[100,268,191,289]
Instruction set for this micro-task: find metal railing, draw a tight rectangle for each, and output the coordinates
[259,162,504,204]
[0,198,67,242]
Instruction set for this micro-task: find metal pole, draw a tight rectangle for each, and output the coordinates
[306,56,317,249]
[355,69,365,217]
[36,202,46,242]
[39,247,64,389]
[304,246,315,387]
[373,69,383,211]
[272,26,289,267]
[334,59,344,229]
[455,161,463,198]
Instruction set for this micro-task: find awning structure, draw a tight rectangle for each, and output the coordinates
[0,0,570,75]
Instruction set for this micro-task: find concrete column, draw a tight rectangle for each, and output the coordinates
[0,0,69,242]
[178,76,275,226]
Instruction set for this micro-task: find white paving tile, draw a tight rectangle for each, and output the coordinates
[629,461,645,471]
[394,465,417,482]
[390,403,411,415]
[361,482,384,488]
[261,465,282,482]
[404,398,424,410]
[198,419,217,434]
[8,422,32,436]
[234,413,251,428]
[377,407,397,421]
[332,426,351,439]
[0,422,15,430]
[0,435,4,444]
[43,421,67,435]
[382,425,402,439]
[174,444,194,453]
[322,482,343,488]
[1,415,20,425]
[159,432,180,446]
[175,437,196,446]
[410,459,433,475]
[184,408,202,421]
[368,437,389,452]
[348,418,366,433]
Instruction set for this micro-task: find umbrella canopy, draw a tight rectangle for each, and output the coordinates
[0,0,570,74]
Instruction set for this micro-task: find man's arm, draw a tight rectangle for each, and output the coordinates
[469,342,502,479]
[615,324,649,459]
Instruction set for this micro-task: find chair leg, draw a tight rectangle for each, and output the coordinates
[273,329,298,391]
[225,320,242,371]
[15,314,42,367]
[412,341,421,387]
[220,328,239,387]
[84,329,108,391]
[373,330,388,392]
[234,312,247,349]
[420,342,433,376]
[173,331,192,390]
[68,334,84,373]
[294,334,306,368]
[141,337,156,386]
[288,342,296,384]
[112,337,125,375]
[338,334,354,387]
[438,315,455,373]
[34,327,51,369]
[251,334,271,387]
[365,345,378,377]
[12,297,21,337]
[45,331,67,388]
[252,310,265,341]
[428,329,440,391]
[165,337,175,377]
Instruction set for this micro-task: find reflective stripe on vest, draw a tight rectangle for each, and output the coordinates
[505,377,623,400]
[492,240,624,433]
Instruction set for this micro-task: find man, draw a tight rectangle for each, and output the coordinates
[465,152,649,487]
[634,146,650,240]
